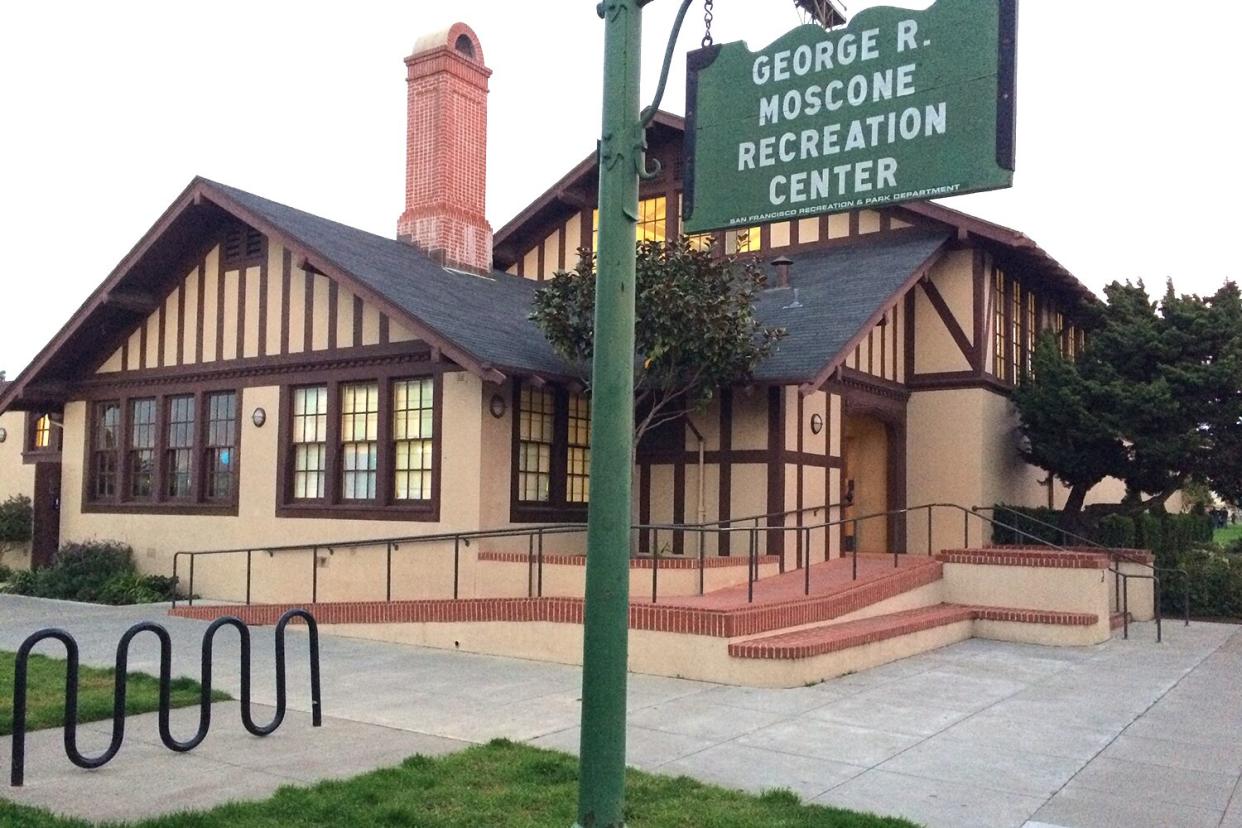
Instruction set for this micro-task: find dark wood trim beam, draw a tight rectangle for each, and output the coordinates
[919,279,974,366]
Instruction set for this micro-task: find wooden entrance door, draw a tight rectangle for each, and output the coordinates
[32,462,61,568]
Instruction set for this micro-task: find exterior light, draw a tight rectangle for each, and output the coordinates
[252,407,267,428]
[0,426,6,443]
[489,393,507,419]
[810,413,823,435]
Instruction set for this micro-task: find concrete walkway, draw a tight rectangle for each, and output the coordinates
[0,594,1239,827]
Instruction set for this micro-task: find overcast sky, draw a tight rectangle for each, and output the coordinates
[1,1,1238,378]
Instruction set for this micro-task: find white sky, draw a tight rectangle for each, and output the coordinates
[1,1,1238,378]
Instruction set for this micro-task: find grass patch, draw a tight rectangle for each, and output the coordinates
[1214,523,1242,548]
[0,739,916,827]
[0,651,228,736]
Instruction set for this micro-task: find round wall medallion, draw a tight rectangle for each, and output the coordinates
[489,393,507,419]
[251,407,267,428]
[810,413,824,435]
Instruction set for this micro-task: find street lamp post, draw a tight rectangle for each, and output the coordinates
[576,0,642,825]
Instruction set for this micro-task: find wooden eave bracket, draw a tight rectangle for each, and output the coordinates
[102,290,159,314]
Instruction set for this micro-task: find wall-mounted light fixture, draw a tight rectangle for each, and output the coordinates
[252,407,267,428]
[489,393,507,419]
[0,426,7,443]
[810,413,824,435]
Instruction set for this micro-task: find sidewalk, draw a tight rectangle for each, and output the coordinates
[1,595,1238,827]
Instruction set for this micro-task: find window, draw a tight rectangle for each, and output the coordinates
[512,383,591,519]
[340,382,379,500]
[567,393,591,504]
[87,391,239,511]
[993,269,1007,378]
[292,386,328,500]
[1025,290,1037,377]
[32,415,52,449]
[205,392,237,500]
[280,375,441,517]
[128,399,156,499]
[592,196,669,249]
[165,396,195,498]
[1010,281,1022,381]
[92,402,120,499]
[636,196,667,243]
[725,226,761,254]
[393,378,434,501]
[517,386,554,502]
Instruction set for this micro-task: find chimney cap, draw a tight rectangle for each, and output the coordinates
[771,255,794,288]
[411,22,485,65]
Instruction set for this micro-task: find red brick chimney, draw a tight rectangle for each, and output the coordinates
[396,23,493,273]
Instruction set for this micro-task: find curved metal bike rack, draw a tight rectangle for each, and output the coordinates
[9,608,321,787]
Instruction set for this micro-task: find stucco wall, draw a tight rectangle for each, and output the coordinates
[59,376,493,586]
[0,411,34,501]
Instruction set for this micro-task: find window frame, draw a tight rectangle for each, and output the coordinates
[83,386,242,515]
[276,369,442,521]
[510,381,589,523]
[23,411,63,463]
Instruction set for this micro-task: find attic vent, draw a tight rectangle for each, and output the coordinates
[223,225,265,263]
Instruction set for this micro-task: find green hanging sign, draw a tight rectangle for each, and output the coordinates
[682,0,1017,233]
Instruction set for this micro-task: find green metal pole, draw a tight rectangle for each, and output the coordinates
[576,1,641,825]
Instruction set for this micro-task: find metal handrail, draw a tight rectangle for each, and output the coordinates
[173,523,588,608]
[975,505,1192,626]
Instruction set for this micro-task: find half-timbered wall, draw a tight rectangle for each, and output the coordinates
[96,238,417,376]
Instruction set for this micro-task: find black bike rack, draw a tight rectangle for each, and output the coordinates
[9,608,321,787]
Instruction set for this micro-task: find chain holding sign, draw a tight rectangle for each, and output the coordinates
[683,0,1017,233]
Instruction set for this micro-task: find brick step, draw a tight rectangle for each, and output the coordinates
[729,603,1098,660]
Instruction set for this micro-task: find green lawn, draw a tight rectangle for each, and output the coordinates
[1214,523,1242,548]
[0,739,915,827]
[0,650,227,736]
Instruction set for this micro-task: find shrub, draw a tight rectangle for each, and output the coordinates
[0,563,13,582]
[1160,545,1242,620]
[0,495,33,543]
[989,505,1066,546]
[6,540,176,605]
[1095,514,1136,549]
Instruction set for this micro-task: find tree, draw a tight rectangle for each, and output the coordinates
[1013,279,1242,515]
[531,238,786,444]
[1013,333,1125,515]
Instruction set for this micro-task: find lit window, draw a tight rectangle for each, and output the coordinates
[518,386,554,502]
[725,226,761,254]
[567,393,591,504]
[205,392,236,500]
[92,402,120,499]
[340,383,379,500]
[166,396,195,498]
[128,399,156,499]
[993,269,1007,378]
[292,386,328,499]
[636,196,667,243]
[393,378,434,501]
[32,415,52,449]
[592,196,669,249]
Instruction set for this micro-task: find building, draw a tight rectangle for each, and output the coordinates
[0,23,1154,683]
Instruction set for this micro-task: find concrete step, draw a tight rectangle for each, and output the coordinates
[729,603,1100,660]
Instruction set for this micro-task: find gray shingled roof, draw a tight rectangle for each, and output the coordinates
[207,180,573,377]
[208,180,946,385]
[751,230,949,381]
